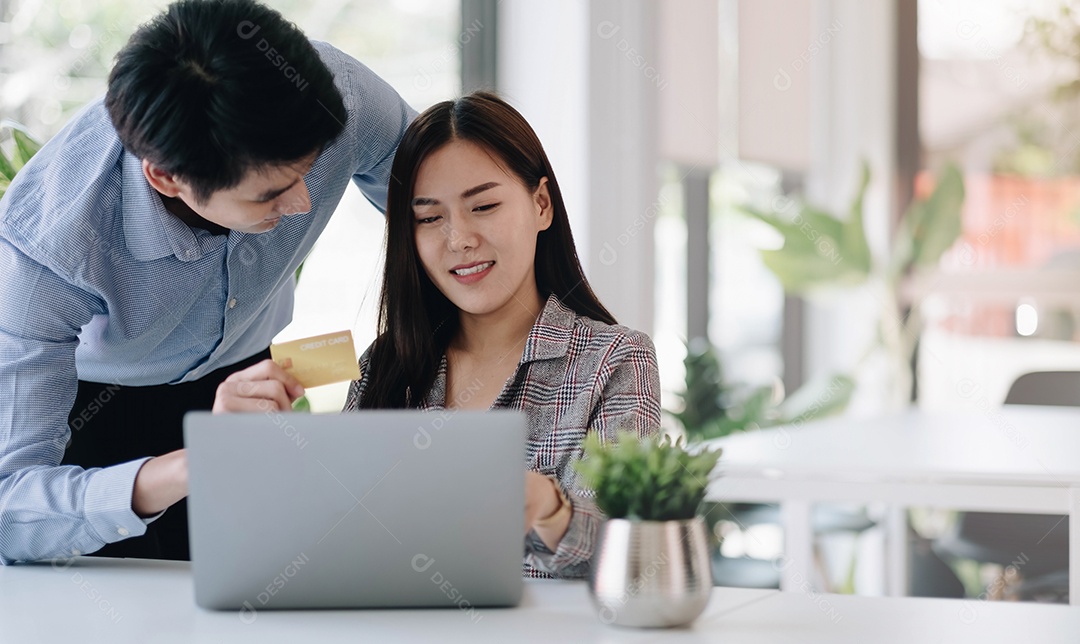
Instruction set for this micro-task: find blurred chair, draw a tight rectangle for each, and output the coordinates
[909,530,967,599]
[931,371,1077,602]
[1000,371,1080,407]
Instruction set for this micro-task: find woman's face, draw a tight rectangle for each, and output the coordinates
[411,139,552,318]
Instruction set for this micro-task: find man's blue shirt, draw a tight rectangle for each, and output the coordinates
[0,41,415,563]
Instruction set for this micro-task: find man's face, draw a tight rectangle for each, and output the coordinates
[172,152,318,234]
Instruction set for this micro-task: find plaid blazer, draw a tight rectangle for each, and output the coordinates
[343,294,662,578]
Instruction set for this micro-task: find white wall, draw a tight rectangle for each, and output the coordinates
[499,0,660,335]
[497,0,590,272]
[802,0,897,413]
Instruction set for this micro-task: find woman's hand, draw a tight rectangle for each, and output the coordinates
[212,358,305,413]
[525,471,571,550]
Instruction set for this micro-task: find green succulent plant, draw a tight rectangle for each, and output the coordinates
[574,431,722,522]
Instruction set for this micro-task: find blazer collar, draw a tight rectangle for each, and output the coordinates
[520,294,576,363]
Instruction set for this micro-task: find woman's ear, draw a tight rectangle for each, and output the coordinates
[142,159,184,198]
[534,177,553,232]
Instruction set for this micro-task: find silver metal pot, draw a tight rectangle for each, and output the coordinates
[588,516,713,628]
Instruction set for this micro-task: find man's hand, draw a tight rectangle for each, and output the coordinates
[131,449,188,518]
[212,358,305,413]
[127,360,304,521]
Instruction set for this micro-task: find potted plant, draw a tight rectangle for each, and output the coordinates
[574,431,722,628]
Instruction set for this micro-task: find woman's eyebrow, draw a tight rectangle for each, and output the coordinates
[461,181,500,198]
[412,182,501,207]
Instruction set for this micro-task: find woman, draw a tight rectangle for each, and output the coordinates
[216,92,661,579]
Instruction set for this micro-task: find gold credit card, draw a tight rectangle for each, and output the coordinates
[270,330,361,389]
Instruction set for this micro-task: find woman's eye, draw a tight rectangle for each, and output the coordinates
[473,203,499,212]
[416,215,442,224]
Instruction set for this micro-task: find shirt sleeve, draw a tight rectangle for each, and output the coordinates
[524,331,662,578]
[313,42,417,214]
[0,235,153,564]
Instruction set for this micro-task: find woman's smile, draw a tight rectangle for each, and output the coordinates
[450,260,495,284]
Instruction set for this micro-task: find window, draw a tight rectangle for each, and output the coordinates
[916,0,1080,410]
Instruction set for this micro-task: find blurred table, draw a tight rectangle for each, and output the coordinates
[2,557,1079,642]
[705,406,1080,604]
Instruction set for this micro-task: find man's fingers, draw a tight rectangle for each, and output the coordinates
[224,359,276,383]
[272,361,305,400]
[216,397,275,413]
[242,379,292,412]
[223,358,305,401]
[213,380,292,413]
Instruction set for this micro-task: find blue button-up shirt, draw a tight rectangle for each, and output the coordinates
[0,41,415,563]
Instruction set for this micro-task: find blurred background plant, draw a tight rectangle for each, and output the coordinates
[731,162,965,415]
[673,163,963,595]
[673,336,854,441]
[669,163,967,440]
[1017,1,1080,178]
[672,162,963,441]
[0,120,42,200]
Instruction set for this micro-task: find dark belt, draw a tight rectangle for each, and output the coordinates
[62,349,271,560]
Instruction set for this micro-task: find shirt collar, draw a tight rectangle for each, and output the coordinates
[121,152,205,262]
[520,294,576,363]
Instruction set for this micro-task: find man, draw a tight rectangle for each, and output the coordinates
[0,0,415,563]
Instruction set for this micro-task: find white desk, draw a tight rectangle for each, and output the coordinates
[1,557,1078,643]
[705,406,1080,603]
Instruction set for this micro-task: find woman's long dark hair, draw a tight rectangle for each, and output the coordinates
[359,91,615,409]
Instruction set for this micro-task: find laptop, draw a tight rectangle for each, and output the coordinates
[183,409,526,611]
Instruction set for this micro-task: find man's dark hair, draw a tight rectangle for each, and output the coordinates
[105,0,346,203]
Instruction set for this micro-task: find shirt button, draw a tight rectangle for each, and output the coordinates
[117,527,129,537]
[228,298,238,309]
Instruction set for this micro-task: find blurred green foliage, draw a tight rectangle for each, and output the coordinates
[743,163,873,293]
[998,2,1080,176]
[739,162,965,294]
[0,120,43,200]
[711,162,966,416]
[674,337,855,442]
